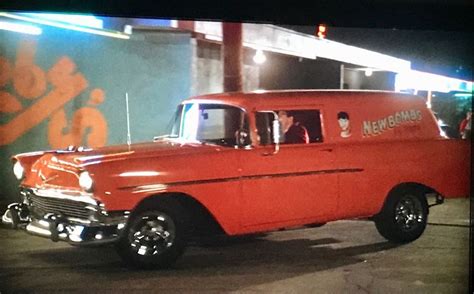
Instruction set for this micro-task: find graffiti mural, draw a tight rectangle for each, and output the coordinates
[0,40,108,148]
[1,29,192,206]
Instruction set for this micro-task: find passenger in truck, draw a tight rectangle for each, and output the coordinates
[278,110,310,144]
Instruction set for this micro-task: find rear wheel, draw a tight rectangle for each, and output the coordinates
[116,205,188,269]
[374,188,428,243]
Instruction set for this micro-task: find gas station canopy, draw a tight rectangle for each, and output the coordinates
[190,21,472,94]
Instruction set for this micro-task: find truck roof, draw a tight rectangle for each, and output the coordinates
[184,90,425,109]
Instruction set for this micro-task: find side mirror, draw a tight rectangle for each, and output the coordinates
[272,117,280,154]
[259,111,280,156]
[272,118,280,144]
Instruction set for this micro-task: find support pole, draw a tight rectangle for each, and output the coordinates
[340,64,345,89]
[222,22,243,92]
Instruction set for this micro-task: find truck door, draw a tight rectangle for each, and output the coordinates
[240,108,339,230]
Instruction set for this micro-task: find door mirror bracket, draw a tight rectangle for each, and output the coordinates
[262,113,280,156]
[272,117,280,154]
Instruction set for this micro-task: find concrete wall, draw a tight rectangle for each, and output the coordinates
[0,27,193,206]
[343,68,396,91]
[190,40,259,96]
[259,55,342,90]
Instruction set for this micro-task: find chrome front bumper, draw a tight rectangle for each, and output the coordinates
[2,188,129,246]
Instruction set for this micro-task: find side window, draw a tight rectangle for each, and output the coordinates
[256,110,323,145]
[256,112,274,145]
[297,110,323,143]
[193,104,250,147]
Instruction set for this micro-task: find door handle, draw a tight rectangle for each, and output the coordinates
[321,148,333,152]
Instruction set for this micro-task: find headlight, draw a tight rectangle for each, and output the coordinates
[13,161,25,180]
[79,171,94,192]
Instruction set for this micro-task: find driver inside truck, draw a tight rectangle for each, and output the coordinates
[278,110,309,144]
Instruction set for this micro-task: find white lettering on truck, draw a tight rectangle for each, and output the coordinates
[362,109,422,137]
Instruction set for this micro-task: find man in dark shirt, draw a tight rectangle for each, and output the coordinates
[278,110,309,144]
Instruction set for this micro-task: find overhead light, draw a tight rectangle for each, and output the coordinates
[454,93,472,98]
[170,20,179,28]
[123,25,133,35]
[395,70,473,93]
[20,13,103,29]
[365,69,373,77]
[253,49,266,64]
[313,39,411,73]
[0,20,42,35]
[0,12,130,39]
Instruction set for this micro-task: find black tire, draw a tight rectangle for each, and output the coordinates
[115,203,188,269]
[374,187,428,243]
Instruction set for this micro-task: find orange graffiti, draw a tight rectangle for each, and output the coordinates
[13,41,47,100]
[0,40,108,148]
[0,57,12,87]
[0,92,22,113]
[0,57,20,114]
[88,88,105,105]
[48,106,107,148]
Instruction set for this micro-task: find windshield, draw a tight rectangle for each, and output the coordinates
[165,103,249,147]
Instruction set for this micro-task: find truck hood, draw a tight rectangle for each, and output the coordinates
[53,140,224,167]
[19,139,228,192]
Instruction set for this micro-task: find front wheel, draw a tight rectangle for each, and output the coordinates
[374,188,428,243]
[115,207,187,269]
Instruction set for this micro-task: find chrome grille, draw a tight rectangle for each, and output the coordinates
[29,193,91,220]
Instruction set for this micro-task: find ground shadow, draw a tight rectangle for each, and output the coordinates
[1,232,400,292]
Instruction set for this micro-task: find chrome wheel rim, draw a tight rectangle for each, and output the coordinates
[394,195,424,231]
[129,212,176,256]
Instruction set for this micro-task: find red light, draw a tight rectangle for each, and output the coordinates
[317,24,327,39]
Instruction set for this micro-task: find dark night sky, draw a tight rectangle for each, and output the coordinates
[282,25,473,81]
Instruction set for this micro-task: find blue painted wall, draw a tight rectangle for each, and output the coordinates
[0,26,193,206]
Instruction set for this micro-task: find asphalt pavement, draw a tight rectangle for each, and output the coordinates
[0,197,470,293]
